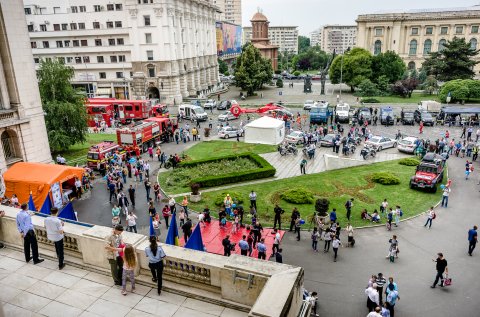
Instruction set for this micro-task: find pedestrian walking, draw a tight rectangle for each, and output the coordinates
[145,236,166,295]
[16,203,44,264]
[311,227,320,252]
[162,205,171,229]
[468,225,478,256]
[419,120,424,134]
[153,182,160,202]
[441,186,450,207]
[105,224,124,285]
[385,283,400,317]
[181,195,189,217]
[144,179,151,202]
[431,252,448,288]
[365,283,380,312]
[272,229,281,253]
[128,185,136,208]
[300,158,307,174]
[386,235,399,262]
[345,198,354,221]
[247,231,254,256]
[323,228,332,252]
[375,273,387,305]
[126,211,138,233]
[168,196,176,214]
[44,207,64,269]
[424,207,435,229]
[332,236,342,262]
[294,217,301,241]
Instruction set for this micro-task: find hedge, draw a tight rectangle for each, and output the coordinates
[179,152,276,188]
[398,158,420,166]
[280,188,314,204]
[371,172,401,185]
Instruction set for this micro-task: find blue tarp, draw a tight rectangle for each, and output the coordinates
[28,194,36,212]
[58,202,77,221]
[184,224,204,252]
[441,107,480,114]
[39,195,52,215]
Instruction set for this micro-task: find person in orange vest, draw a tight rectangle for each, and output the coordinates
[134,146,140,157]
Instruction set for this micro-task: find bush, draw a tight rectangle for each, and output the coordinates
[276,78,284,88]
[191,183,200,195]
[361,98,380,103]
[214,191,244,207]
[315,198,330,216]
[371,172,400,185]
[280,188,314,204]
[399,158,420,166]
[293,71,301,76]
[224,71,230,76]
[358,79,380,97]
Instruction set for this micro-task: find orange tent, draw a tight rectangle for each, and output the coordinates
[3,162,84,210]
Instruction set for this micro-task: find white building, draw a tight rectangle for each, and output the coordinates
[309,28,323,48]
[213,0,241,25]
[311,25,357,54]
[0,0,52,175]
[23,0,220,104]
[243,26,299,54]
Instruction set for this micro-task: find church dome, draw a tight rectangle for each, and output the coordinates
[251,11,268,22]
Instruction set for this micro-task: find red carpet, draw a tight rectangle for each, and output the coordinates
[179,220,285,259]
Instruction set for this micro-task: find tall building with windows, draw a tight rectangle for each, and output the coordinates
[309,28,323,48]
[0,0,52,175]
[23,0,220,104]
[356,6,480,72]
[310,25,356,54]
[243,25,299,54]
[212,0,241,25]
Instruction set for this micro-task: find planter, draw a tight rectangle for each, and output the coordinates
[190,193,202,203]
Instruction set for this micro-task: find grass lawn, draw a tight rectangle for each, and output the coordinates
[184,160,443,229]
[368,93,438,104]
[58,133,117,166]
[181,140,277,160]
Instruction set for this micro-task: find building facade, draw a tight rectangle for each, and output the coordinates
[309,28,323,48]
[248,12,279,71]
[213,0,241,25]
[23,0,220,104]
[243,25,299,54]
[313,25,356,54]
[0,0,52,176]
[357,6,480,72]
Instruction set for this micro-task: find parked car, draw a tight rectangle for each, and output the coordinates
[365,136,397,151]
[304,100,315,111]
[356,107,372,124]
[285,131,305,144]
[414,110,435,126]
[218,126,243,139]
[335,103,350,123]
[401,111,415,125]
[397,136,418,154]
[410,155,445,192]
[203,99,217,109]
[319,134,336,147]
[380,107,395,126]
[217,100,232,110]
[218,111,237,121]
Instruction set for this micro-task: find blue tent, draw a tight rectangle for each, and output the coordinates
[149,216,155,237]
[165,212,179,246]
[58,202,77,221]
[184,224,204,252]
[39,195,52,215]
[28,194,36,211]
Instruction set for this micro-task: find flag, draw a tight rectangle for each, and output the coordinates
[165,212,179,246]
[149,215,155,237]
[58,202,77,221]
[184,224,204,252]
[39,195,52,215]
[28,194,36,211]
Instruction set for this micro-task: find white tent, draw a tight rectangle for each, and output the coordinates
[244,116,285,145]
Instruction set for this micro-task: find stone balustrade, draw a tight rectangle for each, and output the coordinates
[0,206,304,317]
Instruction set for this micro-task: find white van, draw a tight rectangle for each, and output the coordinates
[335,103,350,123]
[178,104,208,121]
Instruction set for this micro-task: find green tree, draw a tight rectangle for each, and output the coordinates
[234,43,273,96]
[298,35,311,54]
[422,37,480,81]
[295,46,329,71]
[218,58,228,74]
[358,79,380,97]
[37,59,88,152]
[329,48,373,92]
[422,75,439,95]
[371,51,406,85]
[439,79,480,103]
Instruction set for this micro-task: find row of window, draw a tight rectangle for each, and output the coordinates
[34,55,126,64]
[373,37,478,55]
[375,25,479,37]
[25,5,124,15]
[31,38,125,49]
[27,21,123,32]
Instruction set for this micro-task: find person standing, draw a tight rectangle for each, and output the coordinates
[272,229,281,253]
[126,211,138,233]
[375,273,387,305]
[239,235,249,256]
[162,206,171,229]
[128,185,136,208]
[468,225,478,256]
[294,217,302,241]
[431,252,448,288]
[249,190,257,210]
[365,283,380,312]
[345,198,354,221]
[16,203,44,264]
[273,204,284,230]
[345,223,354,247]
[105,224,124,285]
[222,235,232,256]
[385,283,400,317]
[145,236,166,295]
[44,207,65,269]
[323,228,332,252]
[300,158,307,174]
[182,218,192,243]
[275,248,283,263]
[311,227,320,252]
[424,207,435,229]
[386,235,399,260]
[168,196,176,214]
[153,182,161,202]
[289,208,300,231]
[332,236,342,262]
[257,238,267,260]
[144,179,152,202]
[441,186,450,207]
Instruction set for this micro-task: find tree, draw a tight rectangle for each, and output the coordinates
[422,37,480,81]
[391,78,419,98]
[358,79,380,97]
[439,79,480,103]
[294,46,329,71]
[234,43,273,96]
[371,51,406,85]
[37,59,88,152]
[218,58,228,74]
[329,48,373,92]
[422,75,439,95]
[298,35,311,54]
[315,198,330,217]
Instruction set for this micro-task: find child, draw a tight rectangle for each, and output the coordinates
[121,244,136,295]
[389,247,396,263]
[220,216,227,227]
[311,227,320,252]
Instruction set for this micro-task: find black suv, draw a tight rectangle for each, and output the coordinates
[402,111,415,125]
[356,108,372,124]
[217,100,232,110]
[414,110,434,126]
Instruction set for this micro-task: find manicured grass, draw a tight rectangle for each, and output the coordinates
[368,93,438,104]
[182,140,277,161]
[58,133,117,166]
[185,160,443,228]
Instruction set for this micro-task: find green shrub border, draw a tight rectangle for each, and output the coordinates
[177,152,276,188]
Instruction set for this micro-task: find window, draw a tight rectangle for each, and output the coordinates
[56,41,63,48]
[53,24,60,31]
[99,72,106,79]
[80,6,86,12]
[119,55,126,62]
[408,62,416,70]
[94,5,101,12]
[375,28,383,36]
[456,26,464,34]
[470,38,477,50]
[24,8,31,15]
[40,24,47,31]
[57,57,65,64]
[93,22,100,29]
[34,58,39,64]
[42,41,49,48]
[110,56,118,63]
[409,39,417,55]
[438,39,447,51]
[115,21,122,28]
[411,27,419,35]
[66,57,73,63]
[78,23,85,29]
[70,23,77,30]
[27,25,33,32]
[95,39,102,46]
[83,56,90,63]
[45,57,52,62]
[116,72,124,78]
[71,6,78,13]
[54,7,61,14]
[147,50,153,60]
[107,4,114,11]
[145,33,152,43]
[374,40,381,55]
[30,42,37,48]
[61,24,68,30]
[148,66,155,78]
[2,131,19,160]
[97,56,104,63]
[81,40,88,46]
[117,38,124,45]
[440,27,448,35]
[144,15,151,26]
[115,4,123,10]
[75,57,82,64]
[107,21,114,29]
[108,39,116,46]
[472,26,479,34]
[73,40,79,47]
[426,27,433,35]
[423,39,432,54]
[64,40,70,47]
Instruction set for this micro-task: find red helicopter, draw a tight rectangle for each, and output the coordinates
[229,102,292,119]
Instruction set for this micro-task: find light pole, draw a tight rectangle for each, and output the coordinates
[339,53,343,101]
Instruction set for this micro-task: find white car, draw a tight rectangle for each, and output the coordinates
[218,111,237,121]
[204,99,217,109]
[218,126,243,139]
[285,131,305,144]
[366,136,397,151]
[397,136,418,154]
[303,100,315,110]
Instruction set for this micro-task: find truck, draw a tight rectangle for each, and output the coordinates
[409,153,446,193]
[335,103,350,123]
[178,104,208,121]
[309,103,332,124]
[87,141,126,169]
[380,106,395,126]
[418,100,442,113]
[116,121,161,153]
[86,98,153,126]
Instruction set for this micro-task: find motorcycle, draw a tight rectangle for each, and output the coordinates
[343,143,356,156]
[360,145,376,160]
[302,146,316,159]
[278,143,298,156]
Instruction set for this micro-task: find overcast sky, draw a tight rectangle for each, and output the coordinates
[242,0,479,35]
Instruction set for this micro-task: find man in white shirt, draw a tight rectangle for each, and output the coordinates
[441,187,450,207]
[44,207,65,269]
[366,306,382,317]
[365,283,379,312]
[249,190,257,209]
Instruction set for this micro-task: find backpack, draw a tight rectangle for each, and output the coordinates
[399,209,403,217]
[432,212,436,220]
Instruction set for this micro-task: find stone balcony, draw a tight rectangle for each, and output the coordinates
[0,206,306,317]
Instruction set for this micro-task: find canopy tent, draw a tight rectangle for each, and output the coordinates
[3,162,84,211]
[244,116,285,145]
[441,106,480,114]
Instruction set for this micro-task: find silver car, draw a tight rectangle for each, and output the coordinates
[204,99,217,109]
[218,126,243,139]
[218,111,237,121]
[303,100,315,110]
[365,136,397,151]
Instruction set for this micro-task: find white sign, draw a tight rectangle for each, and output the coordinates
[51,182,63,208]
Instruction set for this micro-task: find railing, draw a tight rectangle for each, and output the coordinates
[35,227,81,256]
[163,258,211,284]
[0,110,15,121]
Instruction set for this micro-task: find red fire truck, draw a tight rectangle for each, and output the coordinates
[145,117,178,142]
[86,141,126,169]
[116,121,161,153]
[152,104,170,118]
[86,98,153,126]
